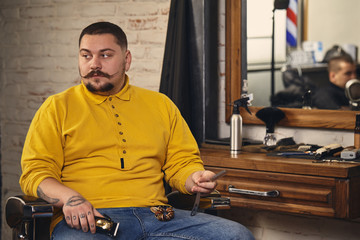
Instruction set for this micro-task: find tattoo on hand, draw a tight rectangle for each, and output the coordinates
[37,187,60,204]
[66,196,86,207]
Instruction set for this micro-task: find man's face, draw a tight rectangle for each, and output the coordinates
[330,62,357,89]
[78,33,131,95]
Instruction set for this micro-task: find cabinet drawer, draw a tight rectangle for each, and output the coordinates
[206,166,352,218]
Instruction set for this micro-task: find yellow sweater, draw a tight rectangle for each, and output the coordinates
[20,76,204,230]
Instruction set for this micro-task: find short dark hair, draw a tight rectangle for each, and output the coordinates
[79,22,128,50]
[328,53,354,73]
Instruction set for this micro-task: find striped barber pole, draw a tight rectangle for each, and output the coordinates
[286,0,297,47]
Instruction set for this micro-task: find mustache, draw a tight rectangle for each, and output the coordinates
[82,70,111,79]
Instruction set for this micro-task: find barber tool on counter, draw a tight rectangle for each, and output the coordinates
[255,107,285,146]
[314,143,343,160]
[230,97,251,153]
[341,147,360,160]
[314,145,360,163]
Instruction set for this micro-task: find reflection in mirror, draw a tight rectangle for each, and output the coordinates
[246,0,360,110]
[310,54,357,110]
[345,79,360,110]
[225,0,360,130]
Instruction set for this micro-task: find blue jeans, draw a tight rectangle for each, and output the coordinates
[51,208,254,240]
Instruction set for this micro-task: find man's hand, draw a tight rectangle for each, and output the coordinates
[37,178,103,234]
[62,195,102,234]
[185,170,217,194]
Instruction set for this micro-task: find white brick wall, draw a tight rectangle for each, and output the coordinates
[0,0,170,238]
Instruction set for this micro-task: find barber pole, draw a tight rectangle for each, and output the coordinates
[286,0,297,47]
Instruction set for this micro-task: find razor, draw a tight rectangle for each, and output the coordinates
[190,170,227,216]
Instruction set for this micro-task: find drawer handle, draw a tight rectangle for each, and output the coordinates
[228,185,280,197]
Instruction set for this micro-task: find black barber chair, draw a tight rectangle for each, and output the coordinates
[6,191,230,240]
[6,196,53,240]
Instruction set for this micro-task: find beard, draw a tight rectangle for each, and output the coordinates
[79,69,117,94]
[85,81,114,93]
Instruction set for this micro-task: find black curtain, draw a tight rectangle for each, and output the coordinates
[159,0,203,144]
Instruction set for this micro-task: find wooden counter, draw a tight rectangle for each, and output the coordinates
[201,148,360,219]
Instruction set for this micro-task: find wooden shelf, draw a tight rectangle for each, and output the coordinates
[201,148,360,219]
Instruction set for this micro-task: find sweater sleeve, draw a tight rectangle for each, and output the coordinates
[19,97,65,197]
[161,98,205,194]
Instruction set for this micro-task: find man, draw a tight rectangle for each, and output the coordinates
[312,54,357,109]
[20,22,254,239]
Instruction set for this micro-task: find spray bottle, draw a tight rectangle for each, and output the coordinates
[231,97,251,153]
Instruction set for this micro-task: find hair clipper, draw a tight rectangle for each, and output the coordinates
[95,215,120,238]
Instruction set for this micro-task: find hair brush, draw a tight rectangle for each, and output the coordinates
[255,107,285,133]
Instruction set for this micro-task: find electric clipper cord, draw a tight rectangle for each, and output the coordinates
[95,215,120,238]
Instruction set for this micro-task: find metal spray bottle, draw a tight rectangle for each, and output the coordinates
[230,97,251,154]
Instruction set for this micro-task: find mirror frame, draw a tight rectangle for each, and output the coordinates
[225,0,358,130]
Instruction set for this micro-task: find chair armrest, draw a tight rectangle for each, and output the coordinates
[166,190,230,210]
[6,195,53,228]
[5,192,228,227]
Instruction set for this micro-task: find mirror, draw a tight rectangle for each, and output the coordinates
[225,0,359,130]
